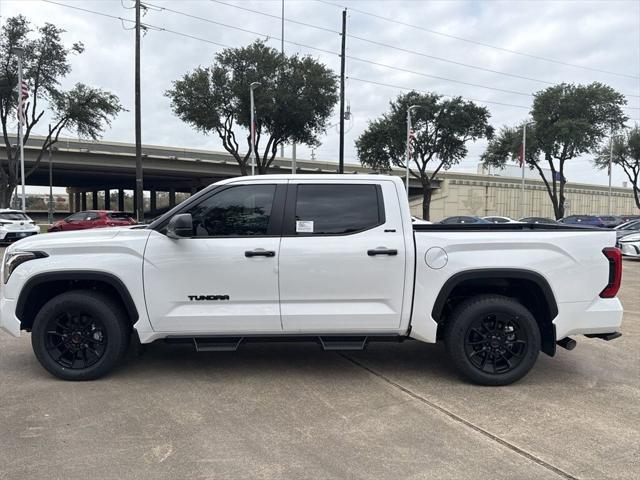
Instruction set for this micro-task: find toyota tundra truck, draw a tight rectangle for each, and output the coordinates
[0,175,624,385]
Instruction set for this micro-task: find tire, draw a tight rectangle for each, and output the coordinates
[31,290,130,381]
[444,294,540,386]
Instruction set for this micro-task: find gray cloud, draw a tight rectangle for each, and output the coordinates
[3,0,639,187]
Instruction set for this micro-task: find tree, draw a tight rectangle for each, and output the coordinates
[166,40,338,175]
[594,126,640,210]
[482,83,627,219]
[0,16,124,207]
[356,91,493,220]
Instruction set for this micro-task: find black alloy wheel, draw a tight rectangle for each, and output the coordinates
[44,312,108,369]
[464,313,528,375]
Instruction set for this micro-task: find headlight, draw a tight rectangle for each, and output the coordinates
[3,251,48,284]
[619,233,640,242]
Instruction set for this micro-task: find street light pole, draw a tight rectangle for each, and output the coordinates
[608,127,614,214]
[11,46,26,212]
[249,82,261,176]
[405,105,420,192]
[520,121,534,219]
[48,123,54,224]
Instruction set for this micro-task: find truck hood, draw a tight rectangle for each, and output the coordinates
[6,226,151,254]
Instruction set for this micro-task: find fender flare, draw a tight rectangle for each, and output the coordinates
[431,268,559,323]
[15,270,139,322]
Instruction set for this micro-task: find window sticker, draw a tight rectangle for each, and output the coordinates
[296,220,314,233]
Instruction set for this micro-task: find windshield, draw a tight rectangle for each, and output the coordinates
[0,212,29,221]
[616,220,640,230]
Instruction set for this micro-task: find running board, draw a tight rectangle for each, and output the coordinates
[318,336,369,351]
[193,337,243,352]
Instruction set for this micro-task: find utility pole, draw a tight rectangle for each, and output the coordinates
[338,9,347,174]
[48,124,54,224]
[250,82,261,176]
[521,123,526,220]
[280,0,285,163]
[134,0,144,221]
[405,105,420,192]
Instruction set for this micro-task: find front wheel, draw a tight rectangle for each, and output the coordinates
[31,290,130,381]
[444,295,540,386]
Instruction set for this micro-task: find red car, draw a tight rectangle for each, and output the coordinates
[48,210,137,232]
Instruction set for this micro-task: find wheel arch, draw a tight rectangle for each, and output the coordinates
[16,271,139,331]
[432,269,558,356]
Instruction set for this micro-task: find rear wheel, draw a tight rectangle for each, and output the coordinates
[31,290,130,381]
[444,295,540,386]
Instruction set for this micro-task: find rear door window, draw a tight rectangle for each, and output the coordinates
[293,184,383,235]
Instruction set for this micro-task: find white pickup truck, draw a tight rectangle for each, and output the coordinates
[0,175,624,385]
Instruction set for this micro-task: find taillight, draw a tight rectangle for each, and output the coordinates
[600,247,622,298]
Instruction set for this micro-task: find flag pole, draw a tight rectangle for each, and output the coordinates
[16,52,26,212]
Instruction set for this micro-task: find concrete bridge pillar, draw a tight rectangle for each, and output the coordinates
[169,188,176,208]
[92,191,98,210]
[74,192,81,212]
[81,192,87,211]
[118,189,124,212]
[104,189,110,210]
[150,189,157,213]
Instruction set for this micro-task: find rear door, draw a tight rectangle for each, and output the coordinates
[278,180,406,332]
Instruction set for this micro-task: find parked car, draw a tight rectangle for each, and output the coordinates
[411,216,432,225]
[439,216,491,224]
[482,216,520,224]
[48,210,136,232]
[0,175,623,386]
[519,217,558,224]
[614,219,640,240]
[0,209,40,243]
[598,216,625,228]
[620,215,640,223]
[558,215,606,228]
[618,231,640,258]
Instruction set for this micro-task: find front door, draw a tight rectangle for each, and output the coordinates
[278,180,407,332]
[143,181,285,333]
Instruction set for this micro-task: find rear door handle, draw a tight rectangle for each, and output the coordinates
[367,248,398,256]
[245,249,276,258]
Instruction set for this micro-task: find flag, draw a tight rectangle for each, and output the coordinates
[517,143,524,167]
[17,80,28,126]
[250,107,257,148]
[408,128,415,158]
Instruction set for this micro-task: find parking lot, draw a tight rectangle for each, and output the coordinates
[0,250,637,480]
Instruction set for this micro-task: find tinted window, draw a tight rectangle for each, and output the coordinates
[441,217,459,224]
[85,212,101,221]
[294,184,382,235]
[0,212,28,221]
[66,212,87,221]
[108,212,132,220]
[187,184,275,237]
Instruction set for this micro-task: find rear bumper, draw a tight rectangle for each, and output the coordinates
[0,296,20,337]
[554,297,623,340]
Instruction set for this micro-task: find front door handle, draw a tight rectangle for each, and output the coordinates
[245,249,276,258]
[367,248,398,256]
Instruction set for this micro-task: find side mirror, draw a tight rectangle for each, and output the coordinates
[167,213,193,239]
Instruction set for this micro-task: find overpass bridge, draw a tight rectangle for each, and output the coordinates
[2,135,437,215]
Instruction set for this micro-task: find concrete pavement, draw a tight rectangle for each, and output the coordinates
[0,257,638,480]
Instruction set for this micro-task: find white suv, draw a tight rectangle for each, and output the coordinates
[0,209,40,243]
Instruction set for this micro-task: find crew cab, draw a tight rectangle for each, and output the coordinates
[0,175,624,385]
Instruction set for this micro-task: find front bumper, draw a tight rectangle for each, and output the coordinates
[617,240,640,257]
[0,230,39,242]
[0,296,20,337]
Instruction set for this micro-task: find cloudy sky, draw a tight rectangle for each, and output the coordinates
[2,0,639,188]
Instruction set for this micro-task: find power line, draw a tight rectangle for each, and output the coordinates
[347,76,531,110]
[347,55,532,97]
[316,0,639,80]
[210,0,341,35]
[42,0,640,114]
[143,1,339,57]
